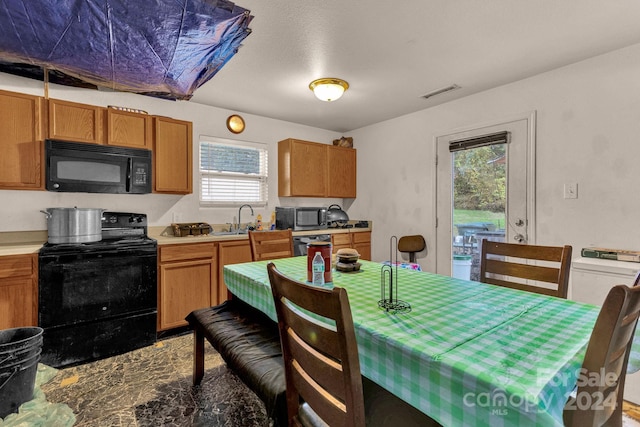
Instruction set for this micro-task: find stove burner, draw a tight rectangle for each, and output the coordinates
[40,237,156,254]
[41,211,152,253]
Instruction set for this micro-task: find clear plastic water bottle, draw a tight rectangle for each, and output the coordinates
[312,252,325,286]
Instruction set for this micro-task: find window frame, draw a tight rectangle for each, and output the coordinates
[199,136,268,207]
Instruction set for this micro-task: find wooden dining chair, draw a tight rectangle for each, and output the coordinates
[398,235,426,263]
[248,229,294,261]
[479,240,572,298]
[266,262,365,427]
[563,272,640,426]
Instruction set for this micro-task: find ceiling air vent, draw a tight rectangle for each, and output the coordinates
[421,84,461,100]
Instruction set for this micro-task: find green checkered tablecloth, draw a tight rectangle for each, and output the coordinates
[223,257,604,427]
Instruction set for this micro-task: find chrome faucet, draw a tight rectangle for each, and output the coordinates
[237,204,254,233]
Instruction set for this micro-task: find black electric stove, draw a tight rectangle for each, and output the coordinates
[38,212,157,368]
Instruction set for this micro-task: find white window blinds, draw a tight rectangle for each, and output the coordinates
[449,131,510,152]
[199,138,268,206]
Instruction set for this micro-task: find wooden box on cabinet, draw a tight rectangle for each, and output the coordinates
[0,90,44,190]
[106,108,152,149]
[0,254,37,329]
[327,145,356,198]
[153,117,193,194]
[48,98,105,144]
[278,138,328,197]
[158,243,216,331]
[217,239,252,303]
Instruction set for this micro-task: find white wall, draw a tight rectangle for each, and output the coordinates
[0,73,341,232]
[348,42,640,271]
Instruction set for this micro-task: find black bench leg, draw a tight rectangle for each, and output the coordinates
[193,327,204,385]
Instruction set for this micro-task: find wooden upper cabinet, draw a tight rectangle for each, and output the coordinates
[278,138,328,197]
[48,98,105,144]
[153,116,193,194]
[327,145,356,198]
[0,90,44,189]
[49,99,153,149]
[278,138,357,198]
[106,109,152,149]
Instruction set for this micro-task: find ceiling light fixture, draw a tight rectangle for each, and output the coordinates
[309,78,349,102]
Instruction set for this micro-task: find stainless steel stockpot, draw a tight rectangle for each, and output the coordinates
[40,207,105,244]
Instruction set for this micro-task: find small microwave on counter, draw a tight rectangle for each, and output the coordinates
[45,139,152,194]
[275,206,328,231]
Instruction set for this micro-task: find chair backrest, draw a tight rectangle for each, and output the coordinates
[248,230,294,261]
[479,240,572,298]
[398,235,426,263]
[267,262,365,427]
[563,272,640,426]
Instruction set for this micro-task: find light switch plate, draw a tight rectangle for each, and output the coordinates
[564,183,578,199]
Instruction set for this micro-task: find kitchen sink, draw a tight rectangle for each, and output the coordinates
[212,230,248,236]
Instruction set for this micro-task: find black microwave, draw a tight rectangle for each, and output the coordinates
[275,206,328,231]
[45,139,152,194]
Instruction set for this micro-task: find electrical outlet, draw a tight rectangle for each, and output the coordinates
[564,183,578,199]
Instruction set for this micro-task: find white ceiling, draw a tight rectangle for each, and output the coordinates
[189,1,640,133]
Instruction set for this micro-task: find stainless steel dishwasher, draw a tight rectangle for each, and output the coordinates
[292,234,332,256]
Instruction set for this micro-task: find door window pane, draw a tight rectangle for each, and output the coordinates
[452,144,506,280]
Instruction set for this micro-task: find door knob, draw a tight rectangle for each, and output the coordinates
[514,234,526,243]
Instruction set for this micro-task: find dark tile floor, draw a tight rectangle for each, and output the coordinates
[39,332,640,427]
[41,332,269,426]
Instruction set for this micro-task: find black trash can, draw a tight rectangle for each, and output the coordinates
[0,327,44,418]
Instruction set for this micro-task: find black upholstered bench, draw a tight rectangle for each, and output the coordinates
[186,299,287,426]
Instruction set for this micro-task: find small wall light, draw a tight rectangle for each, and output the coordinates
[226,114,245,134]
[309,78,349,102]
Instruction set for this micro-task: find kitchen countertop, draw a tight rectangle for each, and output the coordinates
[150,223,372,246]
[0,242,46,256]
[0,223,372,255]
[0,230,47,256]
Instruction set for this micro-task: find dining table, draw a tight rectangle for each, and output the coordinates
[223,256,634,427]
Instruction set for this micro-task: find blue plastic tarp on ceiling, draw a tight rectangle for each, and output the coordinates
[0,0,253,99]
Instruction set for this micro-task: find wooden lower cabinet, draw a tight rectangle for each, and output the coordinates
[218,240,252,303]
[351,231,371,261]
[155,232,369,331]
[332,233,352,254]
[158,243,216,331]
[0,254,37,329]
[331,231,372,260]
